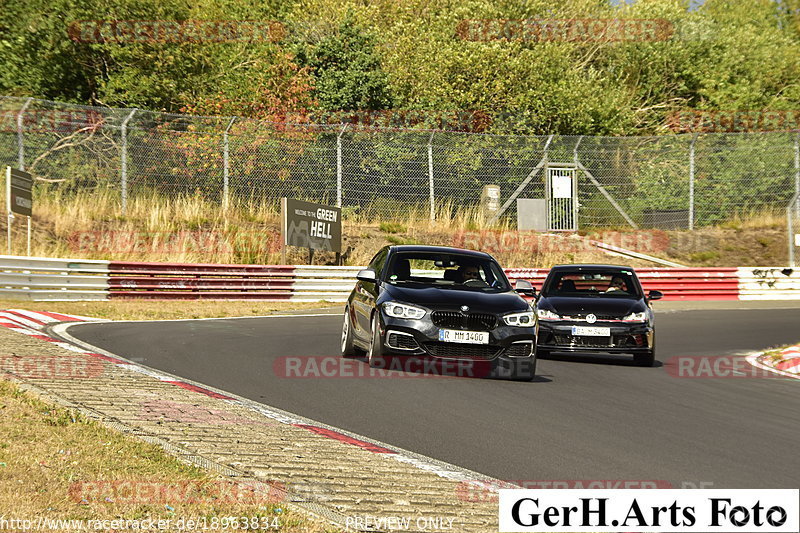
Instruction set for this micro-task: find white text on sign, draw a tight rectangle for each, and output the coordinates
[310,220,332,239]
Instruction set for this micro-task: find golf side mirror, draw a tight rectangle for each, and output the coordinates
[515,279,537,297]
[648,290,663,301]
[356,269,377,283]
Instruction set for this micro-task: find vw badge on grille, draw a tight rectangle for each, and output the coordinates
[586,313,597,324]
[460,305,470,312]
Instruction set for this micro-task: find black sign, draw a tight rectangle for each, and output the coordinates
[281,198,342,253]
[6,167,32,217]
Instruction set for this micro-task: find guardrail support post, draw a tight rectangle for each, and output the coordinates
[689,133,697,230]
[223,117,236,210]
[16,97,33,171]
[428,131,435,221]
[120,108,138,215]
[336,125,347,208]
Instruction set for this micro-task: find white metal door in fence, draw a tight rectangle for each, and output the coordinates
[546,165,577,231]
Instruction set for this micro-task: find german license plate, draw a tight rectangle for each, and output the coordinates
[438,329,489,344]
[571,326,611,337]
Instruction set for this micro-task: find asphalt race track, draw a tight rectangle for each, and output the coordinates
[64,306,800,489]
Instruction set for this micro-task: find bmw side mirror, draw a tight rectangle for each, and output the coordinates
[648,290,663,301]
[515,279,537,297]
[356,269,377,283]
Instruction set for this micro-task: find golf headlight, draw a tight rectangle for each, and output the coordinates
[383,302,426,319]
[503,311,535,327]
[536,308,561,321]
[623,311,648,323]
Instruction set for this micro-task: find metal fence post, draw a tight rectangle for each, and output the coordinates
[223,117,236,209]
[789,192,798,267]
[490,134,553,224]
[16,97,33,170]
[573,136,583,229]
[794,133,799,217]
[336,125,347,208]
[689,133,698,230]
[120,108,138,214]
[428,132,435,221]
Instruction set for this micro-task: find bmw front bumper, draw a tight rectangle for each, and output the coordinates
[377,312,537,375]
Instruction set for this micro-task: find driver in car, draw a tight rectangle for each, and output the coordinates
[606,276,628,293]
[458,265,481,283]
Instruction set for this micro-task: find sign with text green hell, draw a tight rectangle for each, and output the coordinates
[282,198,341,253]
[6,167,32,217]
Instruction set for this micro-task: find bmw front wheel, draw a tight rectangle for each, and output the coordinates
[367,314,386,368]
[341,306,358,358]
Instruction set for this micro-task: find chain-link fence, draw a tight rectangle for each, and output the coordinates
[2,95,800,231]
[790,191,800,267]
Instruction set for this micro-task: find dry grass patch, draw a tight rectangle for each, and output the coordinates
[0,299,338,321]
[0,378,337,531]
[3,187,789,267]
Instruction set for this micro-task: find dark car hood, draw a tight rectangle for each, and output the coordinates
[382,283,529,313]
[537,296,645,317]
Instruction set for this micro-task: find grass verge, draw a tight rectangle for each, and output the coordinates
[0,378,337,532]
[0,299,339,321]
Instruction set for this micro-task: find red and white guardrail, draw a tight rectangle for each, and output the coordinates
[1,256,799,302]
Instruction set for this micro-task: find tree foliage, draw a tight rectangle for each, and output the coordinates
[1,0,798,134]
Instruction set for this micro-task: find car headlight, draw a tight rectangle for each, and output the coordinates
[503,311,535,327]
[535,308,561,321]
[383,302,426,319]
[623,311,648,323]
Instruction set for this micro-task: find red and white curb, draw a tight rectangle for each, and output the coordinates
[0,309,496,490]
[747,345,800,380]
[0,309,106,352]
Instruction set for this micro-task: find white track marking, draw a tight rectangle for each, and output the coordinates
[51,321,496,483]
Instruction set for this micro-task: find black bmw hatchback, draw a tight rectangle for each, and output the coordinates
[534,264,662,366]
[341,245,538,380]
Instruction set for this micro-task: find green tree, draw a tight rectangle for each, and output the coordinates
[294,12,393,111]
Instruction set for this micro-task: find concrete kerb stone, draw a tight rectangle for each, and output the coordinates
[0,311,501,532]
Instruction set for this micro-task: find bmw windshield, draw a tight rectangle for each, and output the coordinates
[383,252,511,293]
[541,270,643,299]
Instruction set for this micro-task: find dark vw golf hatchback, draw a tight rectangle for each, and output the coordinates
[534,264,662,366]
[341,245,538,380]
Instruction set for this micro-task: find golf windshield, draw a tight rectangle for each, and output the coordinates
[384,252,511,292]
[542,270,642,298]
